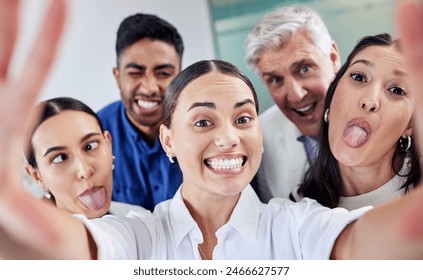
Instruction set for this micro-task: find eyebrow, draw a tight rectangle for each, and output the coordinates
[188,102,216,111]
[124,63,175,71]
[187,99,255,112]
[234,99,255,109]
[43,132,101,157]
[350,59,375,68]
[350,59,407,76]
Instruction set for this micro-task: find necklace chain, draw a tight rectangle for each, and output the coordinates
[198,245,209,260]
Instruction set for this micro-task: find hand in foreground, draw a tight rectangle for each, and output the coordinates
[397,0,423,238]
[0,0,67,259]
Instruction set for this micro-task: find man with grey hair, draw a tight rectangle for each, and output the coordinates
[245,6,341,202]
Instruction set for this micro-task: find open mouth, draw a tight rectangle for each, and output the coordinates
[343,119,372,148]
[136,99,159,109]
[78,187,107,211]
[204,156,247,170]
[293,102,316,116]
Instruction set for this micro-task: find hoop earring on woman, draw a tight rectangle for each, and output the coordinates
[167,153,175,164]
[324,108,329,123]
[399,136,412,152]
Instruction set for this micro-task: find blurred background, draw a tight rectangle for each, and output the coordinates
[13,0,395,114]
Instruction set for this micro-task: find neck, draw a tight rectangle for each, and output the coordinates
[339,158,400,196]
[126,113,160,145]
[181,185,240,260]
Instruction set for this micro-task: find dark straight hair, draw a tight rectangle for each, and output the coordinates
[115,13,184,66]
[163,59,259,128]
[299,33,421,208]
[25,97,104,168]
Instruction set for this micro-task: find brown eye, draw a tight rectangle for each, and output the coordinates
[235,116,252,124]
[350,72,367,83]
[84,141,99,151]
[195,120,213,127]
[388,86,406,96]
[52,154,67,164]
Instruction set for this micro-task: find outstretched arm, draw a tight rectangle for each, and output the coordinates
[331,0,423,259]
[0,0,94,259]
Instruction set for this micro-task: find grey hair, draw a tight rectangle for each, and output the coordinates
[245,6,332,73]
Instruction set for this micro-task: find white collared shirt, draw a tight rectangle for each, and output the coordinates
[78,185,370,260]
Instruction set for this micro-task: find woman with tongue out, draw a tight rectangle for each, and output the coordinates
[24,97,144,218]
[299,33,421,210]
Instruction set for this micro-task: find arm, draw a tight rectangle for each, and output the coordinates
[331,0,423,259]
[0,0,94,259]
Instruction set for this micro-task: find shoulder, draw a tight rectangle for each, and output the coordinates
[259,105,298,132]
[97,101,122,117]
[109,201,147,217]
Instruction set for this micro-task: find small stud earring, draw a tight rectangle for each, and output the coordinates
[44,192,52,200]
[167,153,174,164]
[262,146,264,154]
[112,155,115,170]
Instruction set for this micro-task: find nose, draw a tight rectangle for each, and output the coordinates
[139,75,159,97]
[285,78,307,103]
[360,90,380,112]
[75,156,94,180]
[214,123,240,149]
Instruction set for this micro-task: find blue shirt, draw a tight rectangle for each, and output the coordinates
[97,101,183,211]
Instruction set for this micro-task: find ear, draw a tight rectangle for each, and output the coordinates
[113,67,120,86]
[329,41,341,72]
[103,130,112,143]
[402,125,413,138]
[159,124,174,156]
[24,163,47,191]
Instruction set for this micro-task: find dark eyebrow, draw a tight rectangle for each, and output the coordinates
[350,59,375,68]
[234,99,255,109]
[124,63,175,72]
[43,132,101,157]
[125,63,145,71]
[188,102,216,111]
[154,64,176,71]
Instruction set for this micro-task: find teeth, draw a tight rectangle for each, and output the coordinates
[295,103,313,113]
[137,100,158,109]
[207,157,243,170]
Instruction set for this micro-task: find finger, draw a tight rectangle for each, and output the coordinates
[397,1,423,147]
[0,0,19,81]
[397,0,423,72]
[18,0,67,110]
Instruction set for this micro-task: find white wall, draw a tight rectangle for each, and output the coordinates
[12,0,215,111]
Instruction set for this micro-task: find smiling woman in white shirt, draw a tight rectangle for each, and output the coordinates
[1,0,423,260]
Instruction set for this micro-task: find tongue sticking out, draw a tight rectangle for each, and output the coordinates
[343,125,369,148]
[79,187,107,210]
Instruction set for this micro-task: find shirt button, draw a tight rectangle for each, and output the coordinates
[153,185,159,191]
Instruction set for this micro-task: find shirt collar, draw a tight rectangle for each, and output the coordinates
[224,185,262,239]
[169,185,263,246]
[169,187,199,247]
[119,101,161,149]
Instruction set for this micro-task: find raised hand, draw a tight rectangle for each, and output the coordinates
[0,0,72,259]
[397,0,423,238]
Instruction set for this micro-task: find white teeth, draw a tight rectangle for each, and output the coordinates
[137,100,158,109]
[295,103,313,113]
[207,157,243,170]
